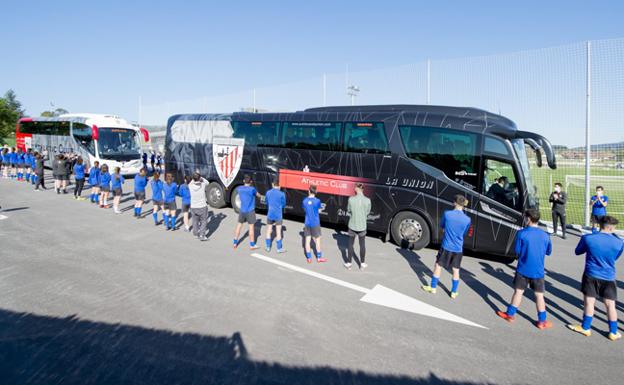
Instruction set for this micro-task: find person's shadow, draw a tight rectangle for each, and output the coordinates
[206,212,227,238]
[332,230,358,266]
[395,248,434,288]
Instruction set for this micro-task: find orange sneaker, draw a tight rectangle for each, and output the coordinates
[536,320,553,330]
[496,310,515,323]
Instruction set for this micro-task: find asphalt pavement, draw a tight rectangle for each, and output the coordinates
[0,176,622,385]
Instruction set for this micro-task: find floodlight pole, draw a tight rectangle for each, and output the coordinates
[426,58,431,105]
[584,41,592,228]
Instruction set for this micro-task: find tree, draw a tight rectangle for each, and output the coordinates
[41,108,69,118]
[0,90,23,139]
[40,108,69,117]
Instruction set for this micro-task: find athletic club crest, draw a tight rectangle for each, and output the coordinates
[213,137,245,188]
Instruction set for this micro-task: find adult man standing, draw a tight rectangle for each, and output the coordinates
[549,182,567,239]
[189,172,210,241]
[344,183,371,270]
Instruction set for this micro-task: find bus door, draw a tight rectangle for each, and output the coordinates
[476,156,524,255]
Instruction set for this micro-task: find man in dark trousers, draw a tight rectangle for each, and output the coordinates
[549,182,568,239]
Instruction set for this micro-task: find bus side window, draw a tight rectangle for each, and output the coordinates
[72,122,95,154]
[232,121,279,146]
[343,123,389,154]
[281,122,341,151]
[483,159,520,210]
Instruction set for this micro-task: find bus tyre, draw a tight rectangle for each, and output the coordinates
[230,186,241,214]
[207,182,226,209]
[391,211,430,250]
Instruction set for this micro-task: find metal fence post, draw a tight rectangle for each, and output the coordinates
[584,41,592,228]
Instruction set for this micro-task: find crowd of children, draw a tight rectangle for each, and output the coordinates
[1,149,622,341]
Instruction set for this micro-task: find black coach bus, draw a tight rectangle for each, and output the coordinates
[164,105,556,258]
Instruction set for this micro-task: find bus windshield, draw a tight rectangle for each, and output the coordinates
[97,128,141,160]
[511,138,538,207]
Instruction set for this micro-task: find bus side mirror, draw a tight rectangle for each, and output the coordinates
[534,149,543,168]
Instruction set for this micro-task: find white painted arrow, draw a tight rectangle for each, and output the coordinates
[250,253,486,329]
[0,214,7,221]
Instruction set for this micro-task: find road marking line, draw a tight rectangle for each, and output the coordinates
[250,253,487,329]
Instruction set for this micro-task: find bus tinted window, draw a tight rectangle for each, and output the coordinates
[282,122,341,151]
[343,123,389,154]
[19,121,70,136]
[232,121,280,146]
[484,136,511,157]
[399,125,479,178]
[72,122,95,154]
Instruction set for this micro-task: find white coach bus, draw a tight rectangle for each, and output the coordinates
[16,113,149,175]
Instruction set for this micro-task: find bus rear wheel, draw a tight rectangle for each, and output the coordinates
[230,186,242,213]
[207,182,226,208]
[391,211,430,250]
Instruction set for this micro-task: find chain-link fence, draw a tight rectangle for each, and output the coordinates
[140,38,624,228]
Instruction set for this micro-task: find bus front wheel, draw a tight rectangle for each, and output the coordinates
[230,186,241,213]
[391,211,430,250]
[207,182,226,208]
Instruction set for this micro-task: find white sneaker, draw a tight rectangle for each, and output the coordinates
[343,262,352,270]
[360,263,368,270]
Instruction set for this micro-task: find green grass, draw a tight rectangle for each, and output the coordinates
[531,164,624,226]
[1,137,15,147]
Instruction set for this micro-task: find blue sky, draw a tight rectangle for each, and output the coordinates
[1,0,623,145]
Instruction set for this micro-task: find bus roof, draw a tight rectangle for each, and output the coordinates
[21,113,136,129]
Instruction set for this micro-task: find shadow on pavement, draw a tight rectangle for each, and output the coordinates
[0,308,495,385]
[0,206,29,212]
[396,248,433,287]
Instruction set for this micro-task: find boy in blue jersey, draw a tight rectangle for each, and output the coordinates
[111,167,125,214]
[163,173,178,231]
[589,186,608,233]
[9,148,17,179]
[73,157,86,200]
[303,184,326,263]
[423,195,471,299]
[233,175,261,250]
[133,168,148,218]
[88,161,101,204]
[24,149,32,183]
[265,177,286,253]
[16,149,24,181]
[29,149,37,184]
[150,172,165,226]
[568,216,623,341]
[99,164,112,208]
[178,176,192,232]
[496,209,553,329]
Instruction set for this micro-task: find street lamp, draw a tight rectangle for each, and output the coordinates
[347,85,360,106]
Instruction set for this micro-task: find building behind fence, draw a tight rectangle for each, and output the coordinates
[140,38,624,228]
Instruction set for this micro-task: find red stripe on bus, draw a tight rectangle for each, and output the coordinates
[278,169,373,197]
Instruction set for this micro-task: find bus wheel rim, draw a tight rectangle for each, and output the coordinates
[399,218,422,242]
[209,187,222,202]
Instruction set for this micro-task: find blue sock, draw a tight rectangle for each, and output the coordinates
[582,315,593,330]
[430,276,439,289]
[233,239,238,246]
[90,193,94,202]
[169,216,175,229]
[137,207,142,216]
[506,305,518,316]
[609,321,618,335]
[451,279,460,293]
[276,240,283,250]
[250,241,256,247]
[317,251,323,259]
[25,173,30,181]
[538,311,547,322]
[95,195,99,203]
[153,212,158,223]
[265,239,271,249]
[306,252,312,260]
[134,207,138,216]
[163,214,169,227]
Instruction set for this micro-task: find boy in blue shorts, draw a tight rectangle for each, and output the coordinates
[496,209,553,329]
[589,186,608,233]
[150,172,165,226]
[233,175,261,250]
[303,184,326,263]
[568,216,623,341]
[265,177,286,253]
[133,168,148,218]
[423,195,471,299]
